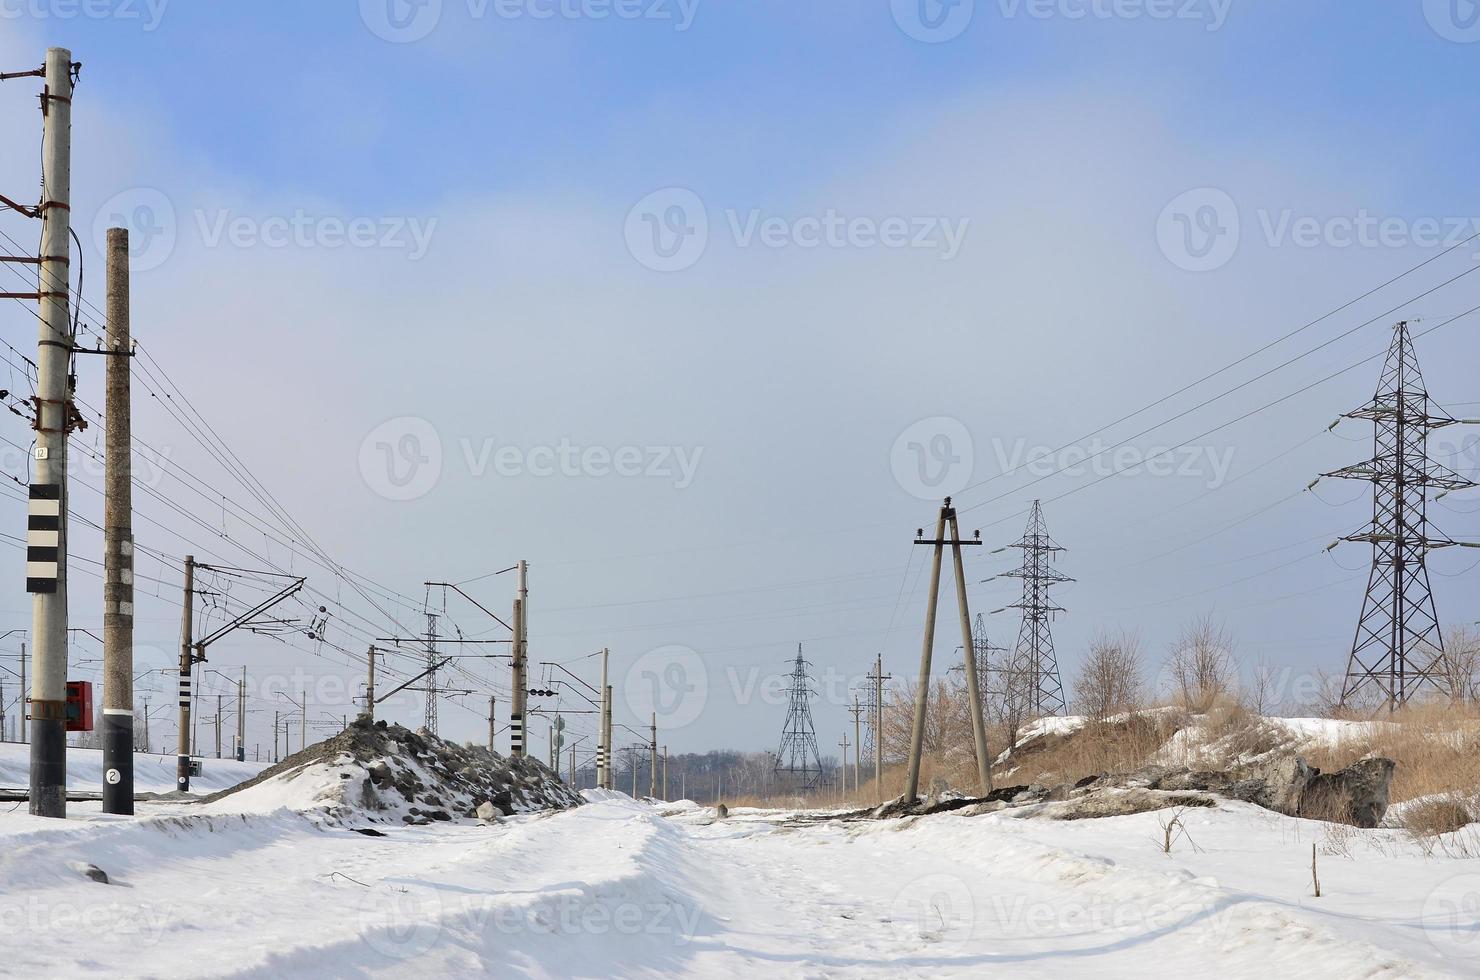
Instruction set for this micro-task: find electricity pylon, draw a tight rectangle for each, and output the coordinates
[773,644,823,790]
[423,612,440,736]
[1321,320,1478,710]
[1002,500,1072,717]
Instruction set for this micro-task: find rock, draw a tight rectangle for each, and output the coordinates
[490,789,515,816]
[475,801,501,823]
[1302,757,1395,829]
[366,761,393,786]
[1044,783,1073,802]
[1043,789,1216,821]
[77,863,109,884]
[426,809,452,822]
[1154,770,1237,794]
[1237,754,1310,816]
[715,803,729,820]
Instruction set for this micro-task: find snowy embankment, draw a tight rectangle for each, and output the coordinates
[0,740,266,794]
[1,790,1477,976]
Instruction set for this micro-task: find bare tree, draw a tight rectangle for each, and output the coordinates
[1436,624,1480,702]
[1073,629,1143,721]
[1245,657,1279,716]
[1165,614,1235,713]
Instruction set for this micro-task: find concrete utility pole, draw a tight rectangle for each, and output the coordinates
[873,654,890,805]
[509,560,527,756]
[272,710,279,762]
[568,744,575,786]
[299,689,306,752]
[663,746,668,801]
[603,683,614,790]
[904,499,988,801]
[596,647,609,789]
[645,710,657,805]
[487,694,495,751]
[364,645,376,722]
[236,667,245,761]
[176,555,196,791]
[214,697,222,758]
[27,47,75,820]
[101,226,135,814]
[19,640,26,743]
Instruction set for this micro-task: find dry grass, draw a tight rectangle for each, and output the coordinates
[1301,702,1480,804]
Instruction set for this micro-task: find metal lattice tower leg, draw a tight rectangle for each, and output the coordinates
[1004,500,1072,717]
[773,644,823,790]
[1323,320,1476,711]
[424,612,440,736]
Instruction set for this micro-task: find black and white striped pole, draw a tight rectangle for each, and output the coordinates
[596,647,609,787]
[509,559,528,756]
[26,47,75,819]
[176,555,195,791]
[101,226,135,815]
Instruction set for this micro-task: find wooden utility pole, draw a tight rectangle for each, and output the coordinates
[176,555,196,791]
[838,733,850,800]
[102,225,135,814]
[849,696,863,795]
[27,47,75,819]
[904,498,987,801]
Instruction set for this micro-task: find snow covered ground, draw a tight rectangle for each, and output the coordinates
[2,788,1479,977]
[0,741,268,794]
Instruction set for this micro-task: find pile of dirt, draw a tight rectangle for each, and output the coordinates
[203,717,581,825]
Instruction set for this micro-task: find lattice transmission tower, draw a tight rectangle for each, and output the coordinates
[423,611,440,736]
[1322,320,1477,710]
[773,644,823,790]
[1003,500,1072,716]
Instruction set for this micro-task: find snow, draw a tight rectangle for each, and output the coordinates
[0,741,268,795]
[2,787,1478,976]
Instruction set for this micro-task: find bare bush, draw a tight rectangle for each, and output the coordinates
[1165,614,1236,713]
[1073,630,1144,722]
[1436,624,1480,702]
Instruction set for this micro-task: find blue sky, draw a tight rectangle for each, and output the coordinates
[1,2,1479,759]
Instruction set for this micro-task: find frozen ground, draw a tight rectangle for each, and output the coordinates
[1,788,1478,977]
[0,740,268,795]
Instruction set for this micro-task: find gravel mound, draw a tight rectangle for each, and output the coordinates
[203,717,581,824]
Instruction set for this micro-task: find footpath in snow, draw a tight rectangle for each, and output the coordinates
[1,789,1479,977]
